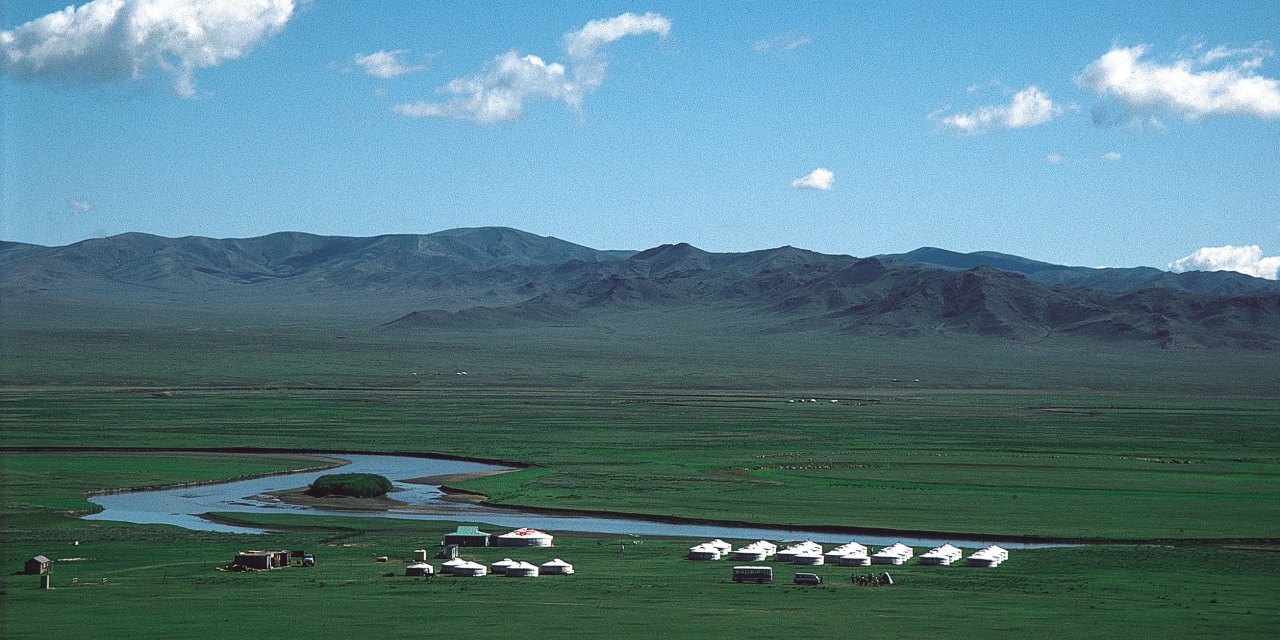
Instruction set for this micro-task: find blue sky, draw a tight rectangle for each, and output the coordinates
[3,1,1278,276]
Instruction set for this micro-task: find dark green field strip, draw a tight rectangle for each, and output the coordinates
[3,513,1277,640]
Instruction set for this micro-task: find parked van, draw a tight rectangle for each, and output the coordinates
[793,572,822,585]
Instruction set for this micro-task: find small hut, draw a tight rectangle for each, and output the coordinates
[25,555,51,575]
[233,551,274,571]
[496,528,554,547]
[707,539,733,554]
[539,558,574,575]
[452,561,488,577]
[792,552,825,566]
[444,526,492,547]
[440,558,469,575]
[838,554,871,567]
[412,549,429,563]
[490,558,519,573]
[404,563,435,577]
[919,544,964,566]
[504,561,540,578]
[688,544,722,561]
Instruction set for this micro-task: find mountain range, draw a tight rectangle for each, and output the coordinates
[4,227,1279,350]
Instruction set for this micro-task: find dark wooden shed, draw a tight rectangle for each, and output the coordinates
[25,555,51,575]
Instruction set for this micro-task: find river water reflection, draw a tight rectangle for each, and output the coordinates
[86,452,1066,549]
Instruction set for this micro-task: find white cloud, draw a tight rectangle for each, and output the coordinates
[396,12,669,123]
[0,0,295,98]
[930,85,1064,134]
[354,49,428,79]
[68,198,94,213]
[754,32,812,53]
[791,168,834,190]
[1077,44,1280,122]
[1169,245,1280,280]
[1045,153,1065,165]
[1101,151,1122,161]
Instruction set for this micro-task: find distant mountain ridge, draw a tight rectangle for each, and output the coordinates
[879,247,1280,296]
[4,228,1279,349]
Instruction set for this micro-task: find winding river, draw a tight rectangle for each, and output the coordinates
[86,452,1065,549]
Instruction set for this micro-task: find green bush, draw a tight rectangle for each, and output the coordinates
[307,473,393,498]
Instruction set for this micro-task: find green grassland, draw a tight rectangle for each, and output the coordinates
[3,504,1277,640]
[3,387,1276,540]
[2,320,1278,637]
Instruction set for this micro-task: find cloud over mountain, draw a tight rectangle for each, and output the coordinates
[1170,245,1280,280]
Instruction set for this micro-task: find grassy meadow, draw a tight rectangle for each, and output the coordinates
[2,320,1278,637]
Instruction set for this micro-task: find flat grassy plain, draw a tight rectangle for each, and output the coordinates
[2,319,1278,637]
[4,504,1278,639]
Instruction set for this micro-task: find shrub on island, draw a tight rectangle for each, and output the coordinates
[307,473,394,498]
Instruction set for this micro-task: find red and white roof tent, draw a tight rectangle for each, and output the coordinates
[496,527,554,547]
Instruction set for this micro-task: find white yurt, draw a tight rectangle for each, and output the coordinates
[838,554,871,567]
[732,548,768,562]
[412,549,429,563]
[496,528,554,547]
[440,558,469,575]
[919,544,964,566]
[452,561,488,577]
[539,558,574,575]
[688,544,722,561]
[490,558,519,573]
[404,562,434,577]
[872,543,913,565]
[504,561,540,577]
[792,552,825,566]
[707,539,733,554]
[965,545,1009,567]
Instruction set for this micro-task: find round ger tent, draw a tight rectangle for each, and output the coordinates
[440,558,468,575]
[404,562,434,577]
[490,558,519,573]
[504,561,540,577]
[452,561,488,577]
[539,558,574,575]
[688,544,722,561]
[497,528,554,548]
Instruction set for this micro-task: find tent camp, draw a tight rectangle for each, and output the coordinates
[490,558,519,573]
[871,543,914,565]
[539,558,574,575]
[504,561,540,578]
[496,528,554,547]
[440,558,469,575]
[688,544,722,561]
[965,546,1009,567]
[404,563,434,577]
[919,544,964,566]
[452,561,488,577]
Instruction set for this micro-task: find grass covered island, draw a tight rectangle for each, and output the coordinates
[307,473,393,498]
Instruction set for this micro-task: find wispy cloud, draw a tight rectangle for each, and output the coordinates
[1045,153,1066,165]
[1169,245,1280,280]
[68,198,94,214]
[791,168,834,190]
[929,85,1064,134]
[1101,151,1122,161]
[395,12,670,123]
[0,0,296,98]
[754,31,812,53]
[1077,44,1280,124]
[354,49,431,79]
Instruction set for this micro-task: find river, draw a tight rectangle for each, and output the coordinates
[85,452,1066,549]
